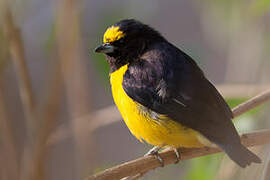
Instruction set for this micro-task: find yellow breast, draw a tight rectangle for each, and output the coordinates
[110,65,204,148]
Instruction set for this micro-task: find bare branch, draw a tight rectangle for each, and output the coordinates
[217,84,270,98]
[232,89,270,117]
[49,88,270,145]
[87,130,270,180]
[48,106,119,145]
[86,89,270,180]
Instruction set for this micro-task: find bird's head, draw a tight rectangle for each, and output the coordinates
[95,19,164,71]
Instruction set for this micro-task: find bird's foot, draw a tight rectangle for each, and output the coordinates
[172,148,181,164]
[144,146,164,167]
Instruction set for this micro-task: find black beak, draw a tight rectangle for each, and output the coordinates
[94,43,115,53]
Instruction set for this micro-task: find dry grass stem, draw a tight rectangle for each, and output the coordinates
[28,65,63,180]
[262,146,270,180]
[56,0,93,176]
[0,83,19,180]
[3,8,36,131]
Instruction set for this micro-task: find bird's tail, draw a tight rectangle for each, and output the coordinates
[224,143,261,168]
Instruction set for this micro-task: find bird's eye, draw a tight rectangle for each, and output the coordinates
[112,38,125,47]
[118,38,124,44]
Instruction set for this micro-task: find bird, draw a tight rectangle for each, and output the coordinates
[94,19,261,168]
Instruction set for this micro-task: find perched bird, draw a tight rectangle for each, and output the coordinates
[95,19,261,167]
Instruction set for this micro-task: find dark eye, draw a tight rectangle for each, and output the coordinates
[112,38,125,47]
[118,38,124,44]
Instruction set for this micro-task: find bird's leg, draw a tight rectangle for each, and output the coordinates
[161,147,181,164]
[144,146,164,167]
[173,148,181,164]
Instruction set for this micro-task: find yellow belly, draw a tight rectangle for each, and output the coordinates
[110,65,204,148]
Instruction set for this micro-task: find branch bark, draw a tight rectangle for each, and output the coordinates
[86,89,270,180]
[87,130,270,180]
[232,89,270,117]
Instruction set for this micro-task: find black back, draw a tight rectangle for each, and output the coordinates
[104,19,261,167]
[122,41,237,147]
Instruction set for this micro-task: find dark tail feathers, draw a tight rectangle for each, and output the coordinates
[224,143,261,168]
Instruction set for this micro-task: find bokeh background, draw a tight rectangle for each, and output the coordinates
[0,0,270,179]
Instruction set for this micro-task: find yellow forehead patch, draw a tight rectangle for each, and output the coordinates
[103,26,125,43]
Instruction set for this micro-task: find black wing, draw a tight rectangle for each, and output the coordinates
[122,40,260,168]
[123,42,237,145]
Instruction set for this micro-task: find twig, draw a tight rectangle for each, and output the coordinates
[48,87,270,145]
[48,106,119,145]
[120,172,147,180]
[232,89,270,117]
[87,130,270,180]
[48,88,270,146]
[86,89,270,180]
[217,84,270,98]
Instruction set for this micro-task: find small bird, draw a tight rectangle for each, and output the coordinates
[95,19,261,167]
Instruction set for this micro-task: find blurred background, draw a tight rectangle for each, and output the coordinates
[0,0,270,179]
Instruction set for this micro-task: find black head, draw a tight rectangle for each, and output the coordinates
[95,19,165,71]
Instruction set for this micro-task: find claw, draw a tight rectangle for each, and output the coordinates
[144,146,164,167]
[154,153,164,167]
[173,148,181,164]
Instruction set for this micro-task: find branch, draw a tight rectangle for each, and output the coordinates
[48,87,270,145]
[87,130,270,180]
[232,89,270,117]
[48,106,119,145]
[217,84,270,98]
[86,89,270,180]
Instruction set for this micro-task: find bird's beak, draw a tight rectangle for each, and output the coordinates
[94,43,115,53]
